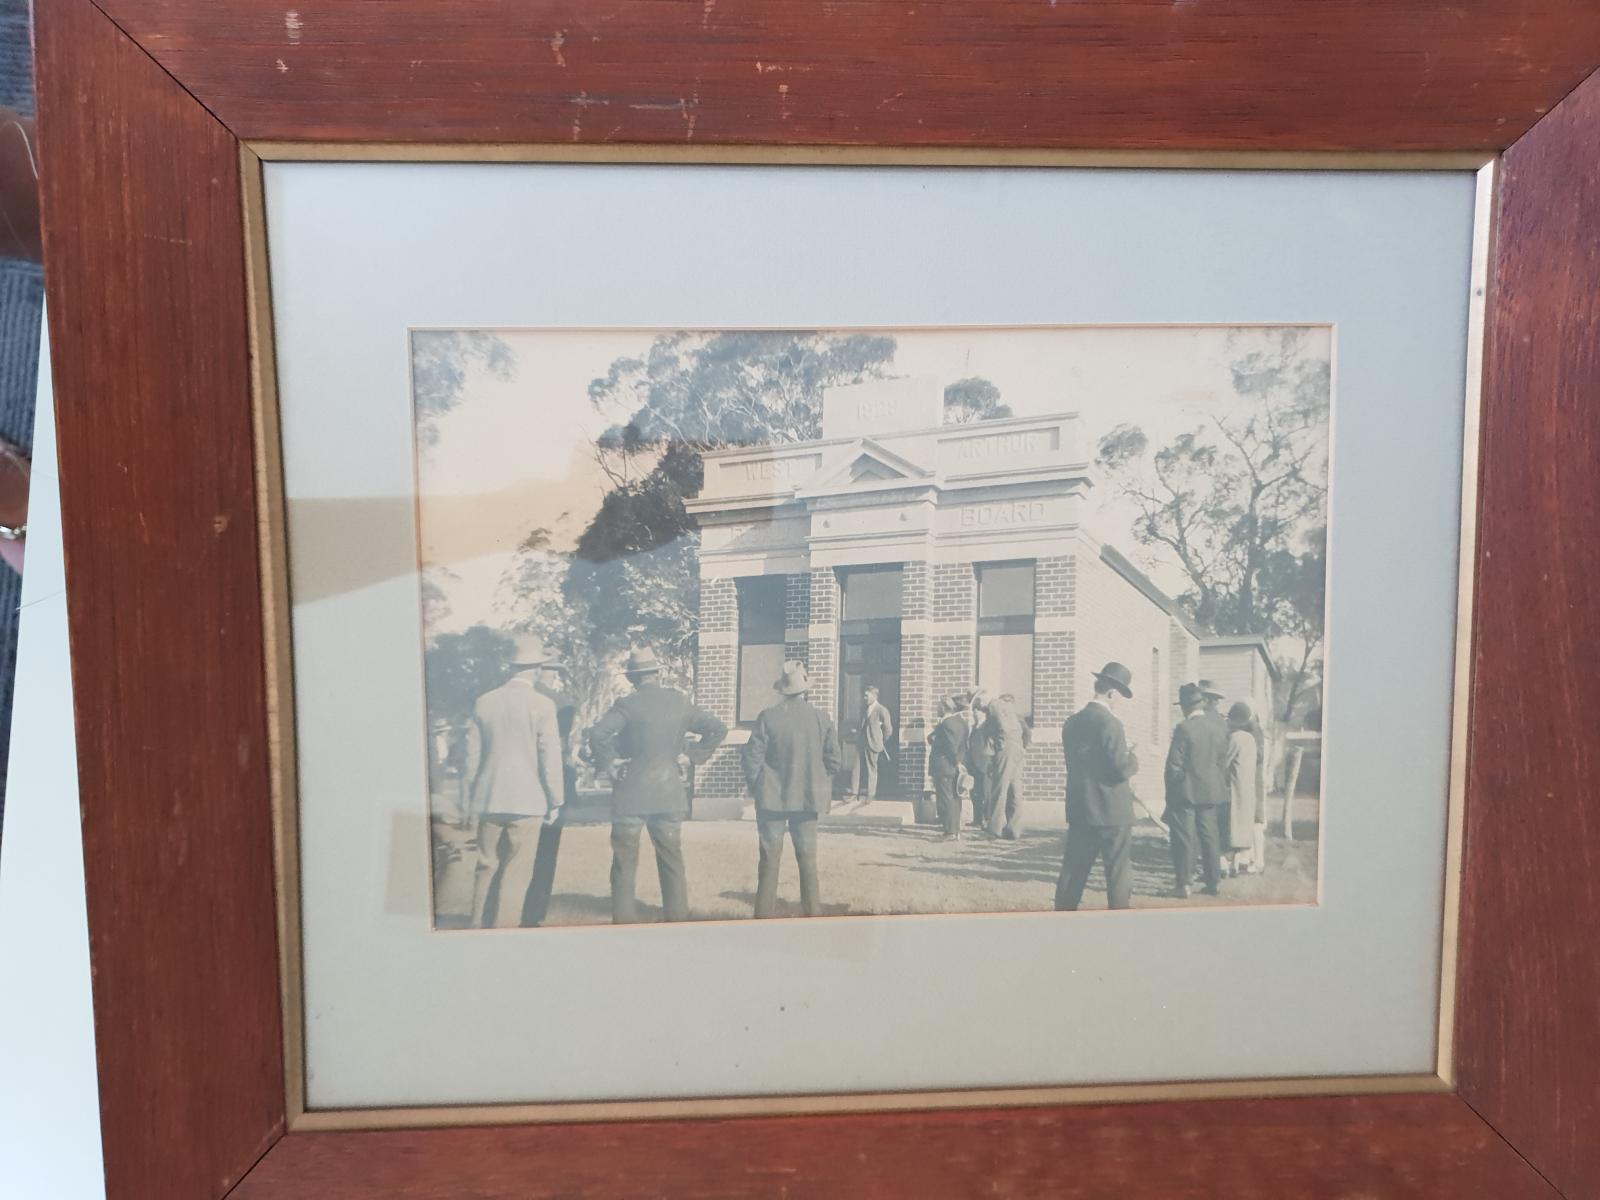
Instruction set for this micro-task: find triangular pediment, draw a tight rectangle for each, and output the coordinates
[798,438,934,495]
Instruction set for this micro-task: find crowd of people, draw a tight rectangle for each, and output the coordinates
[457,635,1270,928]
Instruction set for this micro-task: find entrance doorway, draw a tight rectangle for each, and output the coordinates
[837,565,903,797]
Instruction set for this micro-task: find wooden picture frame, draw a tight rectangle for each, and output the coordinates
[33,2,1600,1196]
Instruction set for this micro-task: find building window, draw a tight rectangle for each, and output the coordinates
[736,576,786,724]
[839,565,903,624]
[976,561,1034,718]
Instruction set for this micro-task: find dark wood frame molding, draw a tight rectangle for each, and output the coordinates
[33,2,1600,1196]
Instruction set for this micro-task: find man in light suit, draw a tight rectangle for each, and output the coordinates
[467,634,565,928]
[520,656,577,927]
[850,684,894,801]
[588,646,727,923]
[743,661,842,917]
[983,692,1033,840]
[1165,681,1229,898]
[1056,662,1140,910]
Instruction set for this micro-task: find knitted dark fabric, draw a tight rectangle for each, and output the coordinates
[0,0,42,830]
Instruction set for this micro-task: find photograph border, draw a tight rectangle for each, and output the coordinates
[242,145,1493,1133]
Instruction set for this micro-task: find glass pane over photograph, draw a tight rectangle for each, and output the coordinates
[414,325,1330,929]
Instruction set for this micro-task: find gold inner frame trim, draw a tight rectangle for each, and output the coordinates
[239,143,1493,1132]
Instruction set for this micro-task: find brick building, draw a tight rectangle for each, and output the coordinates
[684,378,1202,819]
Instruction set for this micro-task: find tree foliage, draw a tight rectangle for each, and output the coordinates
[411,331,515,446]
[423,625,513,730]
[1095,328,1330,724]
[563,331,900,679]
[943,376,1013,424]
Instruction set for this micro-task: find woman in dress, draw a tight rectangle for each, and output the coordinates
[1224,701,1260,876]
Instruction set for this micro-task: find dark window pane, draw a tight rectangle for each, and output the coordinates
[840,566,903,621]
[978,562,1034,619]
[737,575,786,640]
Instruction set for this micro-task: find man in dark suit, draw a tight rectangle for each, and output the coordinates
[927,695,974,841]
[466,634,564,928]
[1055,662,1140,910]
[587,646,727,923]
[850,684,894,801]
[521,656,577,927]
[1164,681,1229,898]
[742,661,842,917]
[966,689,995,830]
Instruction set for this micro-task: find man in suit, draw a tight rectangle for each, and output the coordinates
[1165,681,1229,898]
[966,689,995,830]
[467,634,565,928]
[587,646,727,923]
[927,694,974,842]
[1055,662,1140,910]
[743,661,842,917]
[983,691,1034,840]
[521,656,577,927]
[849,684,894,802]
[1198,678,1231,876]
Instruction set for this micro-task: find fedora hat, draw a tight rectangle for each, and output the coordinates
[1198,678,1225,700]
[1092,661,1134,699]
[623,646,662,676]
[1178,681,1205,709]
[776,661,810,695]
[508,633,552,667]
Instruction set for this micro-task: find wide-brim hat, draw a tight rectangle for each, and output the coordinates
[624,646,662,676]
[1092,661,1134,699]
[1198,678,1225,700]
[1178,681,1205,709]
[509,633,552,667]
[777,661,810,695]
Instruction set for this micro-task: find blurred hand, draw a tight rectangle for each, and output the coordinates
[542,807,561,826]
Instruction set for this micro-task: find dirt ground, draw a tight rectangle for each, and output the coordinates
[433,795,1321,926]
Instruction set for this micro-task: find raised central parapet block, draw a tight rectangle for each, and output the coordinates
[821,377,944,439]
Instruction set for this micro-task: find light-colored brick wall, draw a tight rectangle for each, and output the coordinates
[1070,547,1187,806]
[807,567,840,724]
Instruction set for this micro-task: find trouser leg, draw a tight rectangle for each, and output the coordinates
[932,765,960,835]
[647,815,688,922]
[864,750,878,798]
[1102,824,1133,909]
[609,817,644,924]
[1168,806,1196,895]
[488,817,542,929]
[521,814,563,927]
[965,765,982,826]
[1054,823,1098,911]
[754,813,787,918]
[791,815,821,916]
[1195,806,1222,891]
[470,816,506,928]
[1004,757,1026,837]
[987,753,1023,836]
[1252,822,1267,869]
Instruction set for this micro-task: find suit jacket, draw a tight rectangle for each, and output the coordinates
[984,696,1033,757]
[743,695,843,815]
[1164,712,1229,810]
[587,681,728,818]
[927,711,972,771]
[469,677,564,818]
[858,701,893,754]
[1061,701,1139,826]
[534,679,578,799]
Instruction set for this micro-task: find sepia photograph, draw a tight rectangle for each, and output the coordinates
[414,325,1331,928]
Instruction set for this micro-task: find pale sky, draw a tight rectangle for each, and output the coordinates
[416,326,1331,633]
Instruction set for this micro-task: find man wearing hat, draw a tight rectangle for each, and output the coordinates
[587,646,727,923]
[1164,681,1229,898]
[965,689,995,831]
[742,661,842,917]
[982,690,1034,840]
[1197,678,1231,874]
[927,691,976,841]
[521,651,577,927]
[467,633,566,928]
[1056,661,1140,910]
